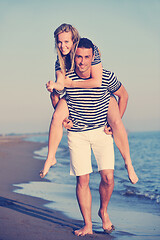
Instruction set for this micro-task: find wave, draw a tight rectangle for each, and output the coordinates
[121,188,160,204]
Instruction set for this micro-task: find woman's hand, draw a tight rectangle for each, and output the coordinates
[46,81,54,92]
[46,80,64,92]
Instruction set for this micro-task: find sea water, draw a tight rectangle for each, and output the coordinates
[13,130,160,238]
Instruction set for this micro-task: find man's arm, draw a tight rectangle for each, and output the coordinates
[113,84,129,118]
[105,84,128,135]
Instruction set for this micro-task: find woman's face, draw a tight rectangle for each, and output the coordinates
[57,31,73,55]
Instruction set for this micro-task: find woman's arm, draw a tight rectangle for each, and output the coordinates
[50,91,60,109]
[64,62,102,88]
[46,70,65,92]
[55,70,65,90]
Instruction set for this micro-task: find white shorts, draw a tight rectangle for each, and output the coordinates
[67,127,115,176]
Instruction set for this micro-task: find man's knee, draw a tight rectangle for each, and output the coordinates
[77,174,90,188]
[100,170,114,186]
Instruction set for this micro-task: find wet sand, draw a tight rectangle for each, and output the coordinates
[0,135,112,240]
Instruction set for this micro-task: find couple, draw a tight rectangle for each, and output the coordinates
[41,24,138,236]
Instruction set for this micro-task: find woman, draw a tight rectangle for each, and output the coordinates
[40,23,138,184]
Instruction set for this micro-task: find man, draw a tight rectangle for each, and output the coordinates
[49,38,128,236]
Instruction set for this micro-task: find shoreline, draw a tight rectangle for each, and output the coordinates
[0,135,159,240]
[0,135,112,240]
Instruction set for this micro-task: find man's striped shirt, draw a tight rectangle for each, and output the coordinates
[58,69,121,132]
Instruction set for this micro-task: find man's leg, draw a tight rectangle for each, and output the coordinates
[67,131,93,235]
[98,169,114,231]
[75,174,93,236]
[90,128,115,232]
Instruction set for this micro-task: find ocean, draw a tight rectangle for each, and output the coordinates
[13,130,160,239]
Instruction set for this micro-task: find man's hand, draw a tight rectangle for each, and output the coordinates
[62,118,73,129]
[64,76,73,88]
[104,125,113,135]
[46,81,54,92]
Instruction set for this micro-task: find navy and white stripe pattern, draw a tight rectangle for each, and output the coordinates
[91,45,101,66]
[61,69,121,132]
[55,45,101,72]
[55,56,61,71]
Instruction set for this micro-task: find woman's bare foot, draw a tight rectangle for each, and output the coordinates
[74,224,93,237]
[39,158,56,178]
[125,164,138,184]
[98,209,114,232]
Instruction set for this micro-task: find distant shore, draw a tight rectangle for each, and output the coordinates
[0,135,113,240]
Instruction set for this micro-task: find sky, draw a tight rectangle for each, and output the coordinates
[0,0,160,134]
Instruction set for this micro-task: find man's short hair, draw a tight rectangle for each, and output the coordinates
[78,38,94,55]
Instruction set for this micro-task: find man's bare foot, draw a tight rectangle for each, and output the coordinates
[98,209,114,232]
[125,164,138,184]
[74,224,93,237]
[39,158,56,178]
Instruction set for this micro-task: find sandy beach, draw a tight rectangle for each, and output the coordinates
[0,135,115,240]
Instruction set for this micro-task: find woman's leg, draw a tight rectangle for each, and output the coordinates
[106,97,138,184]
[40,98,69,178]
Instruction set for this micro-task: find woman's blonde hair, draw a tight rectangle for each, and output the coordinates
[54,23,80,74]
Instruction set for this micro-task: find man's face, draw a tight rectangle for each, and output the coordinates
[75,47,94,74]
